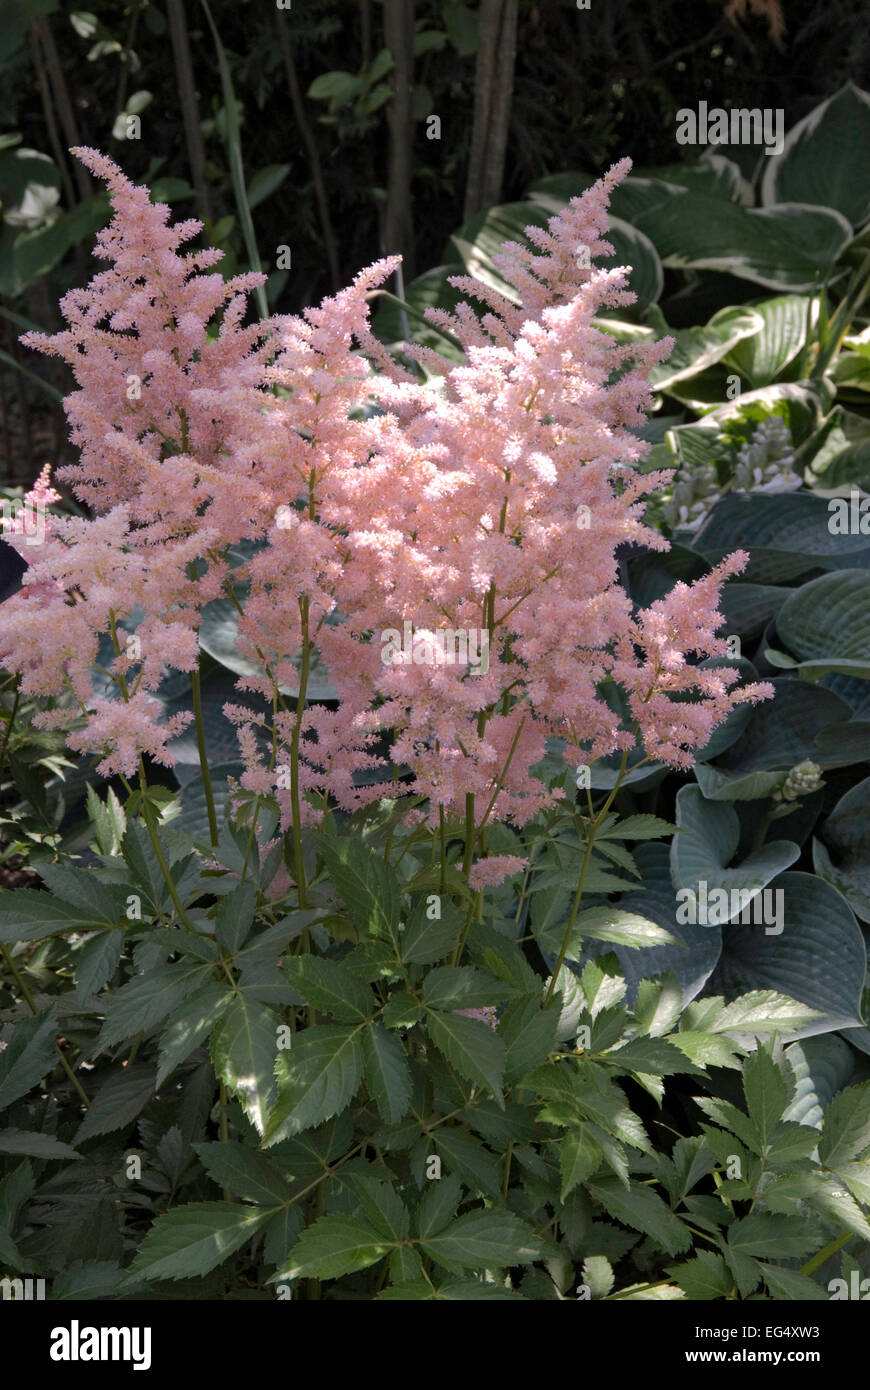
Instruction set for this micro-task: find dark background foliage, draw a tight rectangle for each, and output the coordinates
[1,0,868,482]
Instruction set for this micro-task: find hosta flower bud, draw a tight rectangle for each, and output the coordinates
[733,415,801,496]
[774,759,824,802]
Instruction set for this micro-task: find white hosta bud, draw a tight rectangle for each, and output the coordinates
[774,759,824,802]
[733,416,801,496]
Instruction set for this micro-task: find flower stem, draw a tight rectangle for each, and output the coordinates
[290,595,311,909]
[543,750,631,1005]
[190,664,219,848]
[137,755,199,934]
[801,1232,853,1278]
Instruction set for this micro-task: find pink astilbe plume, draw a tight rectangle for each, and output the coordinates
[1,149,274,774]
[3,150,773,812]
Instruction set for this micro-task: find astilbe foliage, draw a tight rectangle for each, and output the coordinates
[2,150,772,836]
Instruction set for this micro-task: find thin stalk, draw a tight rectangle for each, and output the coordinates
[289,595,312,909]
[0,687,20,785]
[190,665,218,847]
[201,0,269,320]
[137,755,198,934]
[544,749,630,1004]
[801,1232,853,1278]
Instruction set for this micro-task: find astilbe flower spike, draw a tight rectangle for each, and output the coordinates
[3,150,773,820]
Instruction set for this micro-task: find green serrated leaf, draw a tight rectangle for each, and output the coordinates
[819,1082,870,1168]
[587,1178,692,1256]
[281,956,373,1022]
[362,1023,412,1125]
[193,1143,292,1206]
[316,834,401,946]
[425,1010,505,1101]
[129,1203,273,1282]
[211,995,280,1136]
[420,1208,546,1271]
[264,1024,365,1144]
[0,1008,57,1111]
[276,1214,390,1281]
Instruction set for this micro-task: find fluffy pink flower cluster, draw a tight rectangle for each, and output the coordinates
[2,150,772,817]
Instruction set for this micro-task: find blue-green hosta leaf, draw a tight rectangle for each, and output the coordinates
[691,492,870,584]
[612,844,723,1007]
[650,306,763,393]
[696,679,853,791]
[635,195,852,291]
[211,995,281,1136]
[813,776,870,922]
[724,294,811,388]
[197,597,266,683]
[165,669,265,772]
[671,786,799,924]
[718,583,789,641]
[0,1008,57,1110]
[760,83,870,228]
[691,657,759,763]
[774,572,870,683]
[176,764,241,841]
[710,872,866,1039]
[692,766,793,801]
[783,1035,854,1128]
[129,1203,273,1282]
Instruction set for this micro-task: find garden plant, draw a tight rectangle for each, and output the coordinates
[0,2,868,1313]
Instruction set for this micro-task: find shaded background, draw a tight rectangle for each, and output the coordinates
[1,0,868,481]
